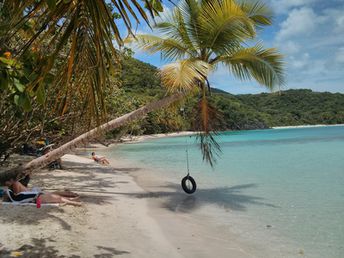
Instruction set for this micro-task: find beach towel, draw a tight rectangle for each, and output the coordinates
[1,202,59,207]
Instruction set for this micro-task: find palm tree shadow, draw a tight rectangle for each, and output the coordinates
[0,205,72,230]
[0,238,81,258]
[94,246,130,257]
[33,162,129,205]
[121,183,278,213]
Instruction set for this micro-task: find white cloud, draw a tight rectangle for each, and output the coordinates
[276,7,321,41]
[335,16,344,31]
[290,53,310,69]
[335,47,344,63]
[267,0,320,14]
[324,9,344,33]
[280,41,300,54]
[208,3,344,94]
[270,3,344,93]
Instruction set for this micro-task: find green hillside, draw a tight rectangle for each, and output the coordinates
[119,56,344,134]
[237,90,344,126]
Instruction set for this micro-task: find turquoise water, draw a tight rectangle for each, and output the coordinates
[106,126,344,257]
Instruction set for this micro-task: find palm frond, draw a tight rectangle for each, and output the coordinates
[193,95,223,166]
[180,0,202,50]
[154,7,198,54]
[198,0,256,52]
[219,44,285,90]
[238,0,273,28]
[1,0,160,121]
[160,59,211,92]
[135,34,191,60]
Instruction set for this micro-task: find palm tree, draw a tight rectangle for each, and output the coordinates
[134,0,284,163]
[0,0,284,182]
[1,0,162,119]
[0,0,165,180]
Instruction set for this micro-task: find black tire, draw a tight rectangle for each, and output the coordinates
[181,175,197,194]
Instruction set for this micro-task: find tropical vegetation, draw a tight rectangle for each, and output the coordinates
[0,0,286,180]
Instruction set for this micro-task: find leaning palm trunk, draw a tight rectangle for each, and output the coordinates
[0,92,184,184]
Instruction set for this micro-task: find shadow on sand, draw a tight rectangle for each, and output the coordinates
[62,161,278,213]
[33,161,138,205]
[0,238,130,258]
[114,182,278,213]
[0,238,80,258]
[0,204,72,229]
[0,161,138,232]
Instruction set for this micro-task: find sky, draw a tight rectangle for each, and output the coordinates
[123,0,344,94]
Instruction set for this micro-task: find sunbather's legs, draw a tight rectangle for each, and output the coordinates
[52,191,79,198]
[40,193,81,206]
[60,197,81,206]
[100,158,110,165]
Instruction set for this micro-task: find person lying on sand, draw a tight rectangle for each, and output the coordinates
[3,177,81,206]
[91,152,110,165]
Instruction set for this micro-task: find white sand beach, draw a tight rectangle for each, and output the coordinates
[272,124,344,129]
[0,153,260,258]
[0,154,181,257]
[120,131,197,143]
[0,153,291,258]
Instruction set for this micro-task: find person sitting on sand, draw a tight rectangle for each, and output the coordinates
[3,177,81,206]
[91,152,110,165]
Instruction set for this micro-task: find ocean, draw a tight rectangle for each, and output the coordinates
[105,126,344,257]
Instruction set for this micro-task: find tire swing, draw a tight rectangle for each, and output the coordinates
[181,174,197,194]
[181,135,197,194]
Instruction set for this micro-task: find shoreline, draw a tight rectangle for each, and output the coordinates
[272,124,344,129]
[86,124,344,149]
[84,131,197,150]
[120,131,197,143]
[0,153,260,258]
[100,124,344,147]
[0,149,313,257]
[2,126,343,257]
[96,131,335,258]
[0,153,284,257]
[102,153,287,258]
[119,124,344,141]
[99,151,301,258]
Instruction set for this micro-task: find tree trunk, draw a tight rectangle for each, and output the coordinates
[0,92,184,184]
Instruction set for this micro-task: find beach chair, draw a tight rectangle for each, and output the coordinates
[5,188,39,204]
[2,189,60,207]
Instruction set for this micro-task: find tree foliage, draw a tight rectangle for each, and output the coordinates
[237,89,344,126]
[0,0,162,121]
[0,0,162,158]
